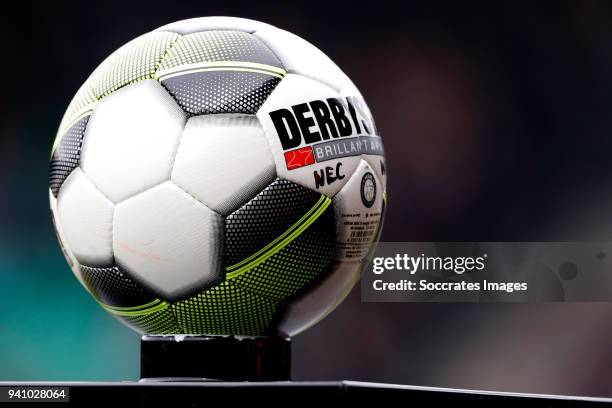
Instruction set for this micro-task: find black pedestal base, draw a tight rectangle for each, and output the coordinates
[140,335,291,381]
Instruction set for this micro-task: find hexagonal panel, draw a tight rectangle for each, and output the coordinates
[257,74,361,197]
[339,75,386,191]
[56,168,114,266]
[172,114,276,216]
[224,178,336,302]
[333,160,384,262]
[80,79,187,203]
[224,178,324,267]
[113,181,224,301]
[50,188,86,288]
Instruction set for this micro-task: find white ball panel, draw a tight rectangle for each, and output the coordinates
[113,181,223,301]
[50,188,86,288]
[254,27,344,91]
[333,160,384,262]
[360,153,387,195]
[56,168,114,266]
[80,80,187,203]
[339,75,387,189]
[155,16,274,35]
[172,114,275,216]
[277,261,361,337]
[339,73,376,129]
[257,74,360,197]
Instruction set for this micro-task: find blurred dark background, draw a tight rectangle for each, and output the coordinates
[3,0,612,397]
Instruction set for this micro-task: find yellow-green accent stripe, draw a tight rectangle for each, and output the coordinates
[226,195,332,280]
[101,298,162,312]
[154,61,287,81]
[226,195,329,273]
[101,300,170,317]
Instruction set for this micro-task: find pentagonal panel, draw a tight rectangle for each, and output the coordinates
[155,16,273,35]
[257,74,361,197]
[254,26,345,92]
[80,80,187,203]
[56,168,114,266]
[333,160,384,262]
[277,260,361,337]
[172,114,276,215]
[113,181,224,301]
[156,30,285,115]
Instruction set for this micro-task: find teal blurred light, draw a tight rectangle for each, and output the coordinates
[0,234,140,380]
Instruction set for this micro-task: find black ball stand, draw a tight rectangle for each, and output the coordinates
[130,335,612,406]
[140,335,291,381]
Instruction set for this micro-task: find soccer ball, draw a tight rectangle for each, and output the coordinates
[49,17,386,337]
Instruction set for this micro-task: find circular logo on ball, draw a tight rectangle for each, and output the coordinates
[360,172,376,208]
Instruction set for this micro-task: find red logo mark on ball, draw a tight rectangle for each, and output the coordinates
[284,147,315,170]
